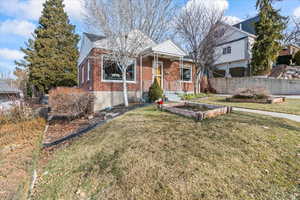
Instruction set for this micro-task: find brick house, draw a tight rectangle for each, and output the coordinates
[78,31,195,111]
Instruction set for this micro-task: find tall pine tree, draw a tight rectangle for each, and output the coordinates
[16,0,79,94]
[251,0,286,76]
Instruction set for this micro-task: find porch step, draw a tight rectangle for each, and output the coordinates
[164,92,182,102]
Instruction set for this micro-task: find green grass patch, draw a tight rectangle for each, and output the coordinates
[33,106,300,200]
[180,93,211,100]
[195,96,300,115]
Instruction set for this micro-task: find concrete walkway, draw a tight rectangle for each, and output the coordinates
[233,107,300,122]
[217,94,300,99]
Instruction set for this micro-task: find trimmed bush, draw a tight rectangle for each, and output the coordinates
[49,88,94,116]
[233,87,270,100]
[148,78,163,102]
[295,51,300,66]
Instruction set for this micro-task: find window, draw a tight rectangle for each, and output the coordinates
[102,56,136,82]
[87,60,90,81]
[223,46,231,55]
[180,64,192,82]
[227,46,231,54]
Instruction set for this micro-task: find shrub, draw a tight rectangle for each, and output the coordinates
[148,78,163,102]
[294,51,300,66]
[233,87,270,100]
[49,88,94,116]
[0,100,34,125]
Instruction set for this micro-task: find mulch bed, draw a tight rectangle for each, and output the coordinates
[226,97,286,104]
[43,103,146,147]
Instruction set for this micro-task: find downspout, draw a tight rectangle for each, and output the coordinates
[140,55,143,100]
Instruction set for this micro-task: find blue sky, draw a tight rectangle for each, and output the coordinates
[0,0,299,77]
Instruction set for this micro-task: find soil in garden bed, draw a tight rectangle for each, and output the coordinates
[174,105,212,112]
[44,103,145,145]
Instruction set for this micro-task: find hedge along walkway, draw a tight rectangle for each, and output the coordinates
[233,107,300,122]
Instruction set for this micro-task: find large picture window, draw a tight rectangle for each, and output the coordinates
[181,64,192,82]
[102,56,136,82]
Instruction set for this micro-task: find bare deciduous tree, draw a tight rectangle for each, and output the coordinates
[283,17,300,45]
[85,0,176,106]
[175,0,228,93]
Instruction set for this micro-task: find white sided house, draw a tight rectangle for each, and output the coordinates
[214,17,258,78]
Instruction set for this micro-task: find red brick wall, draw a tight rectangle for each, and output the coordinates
[78,48,195,93]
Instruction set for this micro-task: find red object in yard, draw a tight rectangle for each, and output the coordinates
[157,99,164,105]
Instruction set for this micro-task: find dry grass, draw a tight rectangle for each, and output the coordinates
[196,96,300,115]
[33,106,300,200]
[0,118,45,200]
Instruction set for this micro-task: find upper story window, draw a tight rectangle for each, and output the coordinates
[102,56,136,82]
[223,46,231,55]
[180,64,192,82]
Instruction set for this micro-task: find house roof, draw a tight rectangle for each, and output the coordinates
[78,30,157,65]
[142,40,187,57]
[0,80,20,94]
[233,16,259,35]
[83,32,106,42]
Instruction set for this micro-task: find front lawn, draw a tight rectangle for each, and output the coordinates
[0,118,45,200]
[195,96,300,115]
[33,106,300,200]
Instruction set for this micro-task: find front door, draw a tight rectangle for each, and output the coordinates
[153,61,163,88]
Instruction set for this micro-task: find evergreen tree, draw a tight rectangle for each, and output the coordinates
[251,0,286,76]
[16,0,79,94]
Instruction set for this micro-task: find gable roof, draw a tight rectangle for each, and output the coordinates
[78,30,156,65]
[144,40,187,57]
[0,80,20,94]
[83,32,106,42]
[233,16,259,35]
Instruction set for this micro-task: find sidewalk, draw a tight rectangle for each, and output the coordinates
[216,94,300,99]
[233,107,300,122]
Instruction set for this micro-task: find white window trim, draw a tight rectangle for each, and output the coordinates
[87,60,90,81]
[180,64,192,83]
[101,55,137,83]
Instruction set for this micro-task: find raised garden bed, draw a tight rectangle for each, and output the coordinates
[226,97,286,104]
[161,102,232,121]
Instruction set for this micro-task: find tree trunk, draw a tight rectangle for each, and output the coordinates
[122,72,129,107]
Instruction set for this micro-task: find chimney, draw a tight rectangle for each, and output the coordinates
[239,23,242,30]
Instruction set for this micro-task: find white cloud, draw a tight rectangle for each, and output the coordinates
[294,6,300,18]
[224,16,242,25]
[0,0,85,21]
[186,0,229,11]
[0,19,36,37]
[0,48,24,60]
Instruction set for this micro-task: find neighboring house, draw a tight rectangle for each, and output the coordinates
[214,17,258,77]
[78,31,195,111]
[279,44,300,57]
[0,80,21,110]
[0,80,21,102]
